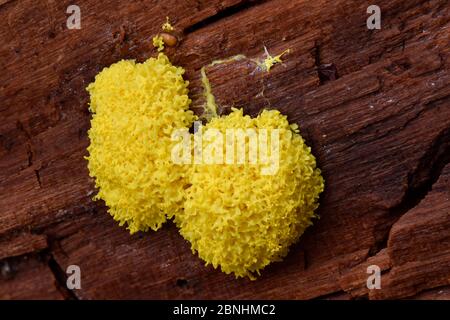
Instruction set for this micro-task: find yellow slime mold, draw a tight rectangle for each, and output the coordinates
[86,53,195,234]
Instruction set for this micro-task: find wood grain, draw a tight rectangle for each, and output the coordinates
[0,0,449,299]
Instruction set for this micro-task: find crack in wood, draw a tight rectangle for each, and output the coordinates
[313,41,339,85]
[34,169,42,188]
[16,120,35,168]
[369,126,450,257]
[41,249,79,300]
[0,0,17,11]
[184,0,269,34]
[0,249,78,299]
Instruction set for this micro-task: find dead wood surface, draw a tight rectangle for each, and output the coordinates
[0,0,449,299]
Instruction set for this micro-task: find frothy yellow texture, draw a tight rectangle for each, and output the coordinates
[86,54,324,278]
[176,108,324,279]
[86,53,195,234]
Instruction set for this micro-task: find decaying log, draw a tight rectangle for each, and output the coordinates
[0,0,449,299]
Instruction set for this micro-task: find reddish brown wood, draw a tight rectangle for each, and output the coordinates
[412,286,450,300]
[0,255,63,300]
[0,0,449,299]
[0,233,47,260]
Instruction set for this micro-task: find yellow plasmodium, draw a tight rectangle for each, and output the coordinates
[162,16,174,32]
[261,48,290,72]
[152,35,165,52]
[86,53,195,234]
[176,108,324,279]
